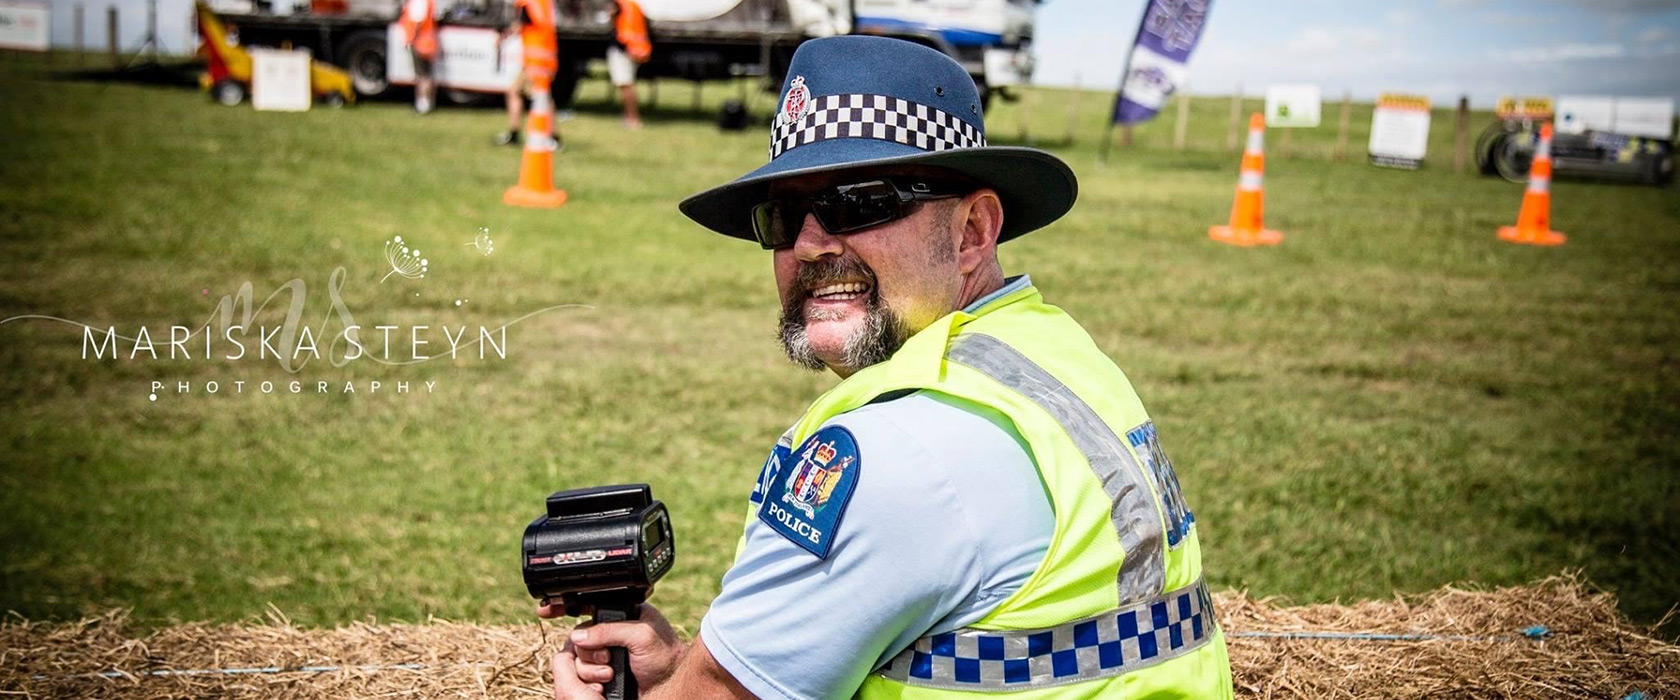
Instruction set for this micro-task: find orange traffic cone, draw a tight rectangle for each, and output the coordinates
[1209,113,1282,247]
[1497,123,1566,246]
[503,77,568,208]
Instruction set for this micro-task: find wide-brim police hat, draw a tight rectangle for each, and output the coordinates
[679,36,1077,244]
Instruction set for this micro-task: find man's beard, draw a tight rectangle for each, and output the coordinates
[777,257,910,372]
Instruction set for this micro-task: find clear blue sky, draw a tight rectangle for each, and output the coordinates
[46,0,1680,107]
[1036,0,1680,105]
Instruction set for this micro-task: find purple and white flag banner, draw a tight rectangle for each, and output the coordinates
[1111,0,1213,125]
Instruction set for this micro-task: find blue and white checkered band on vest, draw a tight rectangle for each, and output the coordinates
[875,580,1217,690]
[769,94,988,159]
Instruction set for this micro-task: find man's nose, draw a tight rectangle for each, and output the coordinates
[792,213,844,262]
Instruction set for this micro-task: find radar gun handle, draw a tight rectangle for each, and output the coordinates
[593,605,640,700]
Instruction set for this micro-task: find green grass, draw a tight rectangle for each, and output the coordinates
[2,55,1677,638]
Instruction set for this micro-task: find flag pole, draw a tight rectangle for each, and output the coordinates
[1099,1,1151,165]
[1098,47,1132,164]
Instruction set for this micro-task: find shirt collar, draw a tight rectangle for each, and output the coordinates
[962,274,1032,314]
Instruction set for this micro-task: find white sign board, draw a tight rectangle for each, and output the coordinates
[1368,94,1431,169]
[1554,95,1614,135]
[1554,95,1674,139]
[251,48,312,111]
[0,0,49,52]
[386,24,522,94]
[1264,84,1322,128]
[1611,98,1675,139]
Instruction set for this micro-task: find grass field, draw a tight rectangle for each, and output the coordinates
[2,55,1677,640]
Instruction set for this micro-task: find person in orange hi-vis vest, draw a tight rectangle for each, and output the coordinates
[497,0,562,147]
[609,0,650,130]
[398,0,438,114]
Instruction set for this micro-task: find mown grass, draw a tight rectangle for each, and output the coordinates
[1,55,1676,637]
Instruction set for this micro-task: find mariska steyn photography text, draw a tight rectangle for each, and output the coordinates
[6,258,586,400]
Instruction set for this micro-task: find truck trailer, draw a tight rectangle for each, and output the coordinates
[205,0,1039,111]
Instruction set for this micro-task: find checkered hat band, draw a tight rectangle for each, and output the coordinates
[873,580,1217,691]
[769,94,987,159]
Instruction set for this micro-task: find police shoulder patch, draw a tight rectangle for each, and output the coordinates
[757,425,861,559]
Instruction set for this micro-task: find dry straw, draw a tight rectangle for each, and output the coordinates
[3,575,1673,698]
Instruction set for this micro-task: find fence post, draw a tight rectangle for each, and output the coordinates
[1226,86,1242,151]
[1062,72,1082,145]
[107,6,119,68]
[1453,96,1470,173]
[1017,87,1031,144]
[1173,87,1190,150]
[1334,90,1351,162]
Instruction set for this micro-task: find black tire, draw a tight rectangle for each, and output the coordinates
[212,79,246,106]
[1475,123,1507,175]
[322,92,347,108]
[337,30,389,98]
[1492,131,1535,183]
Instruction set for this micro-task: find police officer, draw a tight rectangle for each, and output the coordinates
[545,36,1234,700]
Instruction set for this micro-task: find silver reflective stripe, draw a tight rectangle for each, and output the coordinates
[1527,177,1550,193]
[1237,171,1264,191]
[946,333,1165,603]
[874,580,1216,691]
[1245,129,1263,154]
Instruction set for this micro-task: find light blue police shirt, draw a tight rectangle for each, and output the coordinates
[699,276,1054,700]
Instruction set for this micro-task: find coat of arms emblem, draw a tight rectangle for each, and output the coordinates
[781,436,849,519]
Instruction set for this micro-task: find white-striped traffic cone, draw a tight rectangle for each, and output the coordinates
[1497,123,1566,246]
[1209,113,1282,247]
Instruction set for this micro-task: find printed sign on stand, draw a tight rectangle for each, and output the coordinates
[1368,93,1432,170]
[1496,95,1554,120]
[1264,84,1322,128]
[251,48,312,111]
[0,0,50,52]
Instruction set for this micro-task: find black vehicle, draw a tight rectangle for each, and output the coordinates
[1478,119,1674,186]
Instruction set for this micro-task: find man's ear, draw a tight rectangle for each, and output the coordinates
[954,188,1004,275]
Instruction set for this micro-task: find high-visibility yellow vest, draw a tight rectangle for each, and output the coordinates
[737,284,1233,698]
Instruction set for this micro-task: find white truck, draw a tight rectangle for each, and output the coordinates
[207,0,1039,111]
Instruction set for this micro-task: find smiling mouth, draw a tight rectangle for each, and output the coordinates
[807,281,872,303]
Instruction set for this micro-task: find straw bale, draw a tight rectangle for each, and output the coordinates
[3,575,1673,698]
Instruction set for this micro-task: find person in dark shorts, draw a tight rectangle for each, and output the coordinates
[399,0,438,113]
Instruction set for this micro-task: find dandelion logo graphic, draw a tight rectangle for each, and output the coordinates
[467,227,495,256]
[381,236,428,283]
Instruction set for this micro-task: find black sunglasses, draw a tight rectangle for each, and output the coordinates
[751,178,970,250]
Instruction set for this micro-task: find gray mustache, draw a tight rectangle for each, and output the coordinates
[792,258,877,298]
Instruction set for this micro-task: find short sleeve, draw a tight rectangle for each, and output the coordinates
[700,392,1052,700]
